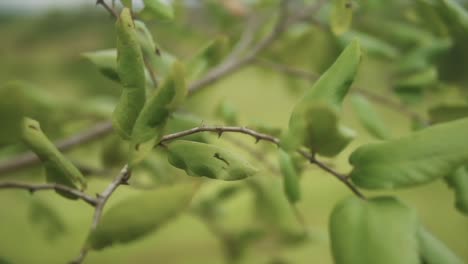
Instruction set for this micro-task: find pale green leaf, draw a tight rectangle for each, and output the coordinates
[339,31,400,60]
[330,0,353,35]
[140,0,174,21]
[88,183,195,250]
[418,227,464,264]
[82,49,120,82]
[445,165,468,215]
[350,118,468,189]
[167,140,258,181]
[351,94,390,140]
[20,118,87,196]
[278,149,300,204]
[330,196,419,264]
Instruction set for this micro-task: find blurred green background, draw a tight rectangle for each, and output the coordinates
[0,1,467,263]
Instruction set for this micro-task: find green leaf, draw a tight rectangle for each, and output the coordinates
[330,0,353,35]
[285,40,361,156]
[350,118,468,189]
[188,36,229,81]
[82,49,120,82]
[445,166,468,215]
[28,198,66,241]
[112,8,147,140]
[330,196,419,264]
[20,118,87,197]
[350,94,390,140]
[248,175,304,241]
[130,62,187,165]
[101,135,129,168]
[429,104,468,124]
[435,0,468,36]
[215,100,238,126]
[394,67,438,103]
[167,140,258,181]
[339,31,400,60]
[140,0,174,21]
[88,183,195,250]
[417,227,464,264]
[278,149,300,204]
[286,103,355,157]
[165,113,209,143]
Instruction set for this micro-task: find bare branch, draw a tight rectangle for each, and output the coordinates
[0,182,98,206]
[0,121,113,176]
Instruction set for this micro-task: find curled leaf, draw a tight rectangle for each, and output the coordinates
[278,149,300,204]
[20,118,86,197]
[112,8,146,139]
[167,140,257,181]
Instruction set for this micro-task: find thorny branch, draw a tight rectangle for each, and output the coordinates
[0,182,98,206]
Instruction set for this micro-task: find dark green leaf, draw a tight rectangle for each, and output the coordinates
[429,104,468,124]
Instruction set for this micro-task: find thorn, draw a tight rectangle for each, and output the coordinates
[255,137,261,144]
[96,193,103,199]
[155,48,161,56]
[217,130,223,138]
[28,189,35,194]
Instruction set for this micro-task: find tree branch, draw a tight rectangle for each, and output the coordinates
[0,182,98,206]
[70,164,131,264]
[158,125,365,199]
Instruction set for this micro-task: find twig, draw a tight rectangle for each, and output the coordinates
[70,165,131,264]
[158,125,365,199]
[187,0,292,94]
[0,182,98,206]
[96,0,118,19]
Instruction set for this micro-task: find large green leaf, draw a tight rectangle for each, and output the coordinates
[330,196,419,264]
[167,140,258,181]
[350,94,390,140]
[88,183,195,250]
[350,118,468,189]
[417,227,464,264]
[278,149,300,204]
[445,165,468,215]
[330,0,353,35]
[112,8,146,140]
[20,118,87,197]
[284,40,361,156]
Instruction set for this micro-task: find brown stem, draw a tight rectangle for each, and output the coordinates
[0,182,98,206]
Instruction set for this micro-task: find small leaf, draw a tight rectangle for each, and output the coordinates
[285,40,361,155]
[215,100,238,126]
[429,104,468,124]
[112,8,147,139]
[330,0,354,35]
[394,67,438,103]
[278,149,300,204]
[20,118,87,197]
[417,227,464,264]
[140,0,174,21]
[248,175,304,240]
[88,183,195,250]
[350,118,468,189]
[167,140,257,181]
[339,31,400,60]
[28,198,66,241]
[82,49,120,82]
[330,196,419,264]
[350,94,390,140]
[445,165,468,215]
[130,62,187,165]
[188,36,229,81]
